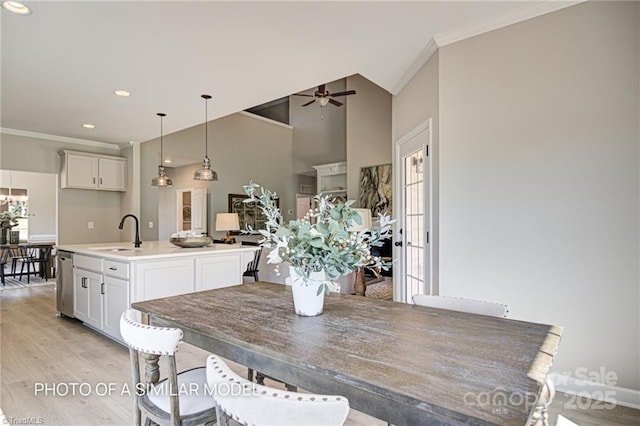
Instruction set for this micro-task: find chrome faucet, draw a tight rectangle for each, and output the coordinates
[119,214,142,248]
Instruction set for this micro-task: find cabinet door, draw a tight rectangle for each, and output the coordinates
[98,157,126,191]
[73,268,89,322]
[134,259,194,302]
[66,153,98,188]
[102,276,129,341]
[195,254,242,291]
[85,270,104,330]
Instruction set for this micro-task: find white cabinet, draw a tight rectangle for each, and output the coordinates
[61,150,126,191]
[134,258,194,301]
[73,268,89,322]
[65,153,99,188]
[98,157,126,191]
[73,267,103,330]
[73,255,129,342]
[195,254,242,291]
[102,276,129,340]
[313,161,347,199]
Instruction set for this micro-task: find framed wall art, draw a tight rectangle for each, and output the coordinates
[358,164,392,216]
[228,193,279,233]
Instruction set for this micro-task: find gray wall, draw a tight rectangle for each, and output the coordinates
[346,74,392,203]
[393,51,440,294]
[0,133,125,244]
[290,79,347,174]
[394,1,640,389]
[141,112,295,241]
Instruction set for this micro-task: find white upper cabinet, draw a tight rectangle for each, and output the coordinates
[61,150,126,191]
[313,161,347,197]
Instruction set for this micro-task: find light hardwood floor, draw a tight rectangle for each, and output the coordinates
[1,285,638,425]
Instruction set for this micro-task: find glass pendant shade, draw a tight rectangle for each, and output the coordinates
[152,165,173,187]
[194,94,219,181]
[194,156,218,181]
[151,112,173,187]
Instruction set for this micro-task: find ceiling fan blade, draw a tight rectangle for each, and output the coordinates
[328,98,343,107]
[301,100,316,107]
[293,93,314,97]
[317,84,326,93]
[330,90,356,97]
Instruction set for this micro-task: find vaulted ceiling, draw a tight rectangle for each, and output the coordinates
[0,1,578,146]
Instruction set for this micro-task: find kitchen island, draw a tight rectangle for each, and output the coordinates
[56,241,257,342]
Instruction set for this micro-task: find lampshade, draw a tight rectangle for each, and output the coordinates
[215,213,240,231]
[349,208,372,232]
[194,94,219,181]
[151,113,173,187]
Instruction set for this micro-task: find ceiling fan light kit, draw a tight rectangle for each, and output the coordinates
[194,94,219,181]
[151,112,173,187]
[294,83,356,108]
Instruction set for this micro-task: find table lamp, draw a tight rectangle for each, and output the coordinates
[349,208,373,296]
[215,213,240,244]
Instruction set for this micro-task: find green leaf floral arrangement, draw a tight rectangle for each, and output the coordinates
[243,182,394,293]
[0,210,19,229]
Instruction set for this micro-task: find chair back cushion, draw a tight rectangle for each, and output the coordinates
[206,355,350,426]
[119,309,183,355]
[413,294,509,318]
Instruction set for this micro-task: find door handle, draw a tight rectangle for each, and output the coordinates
[394,241,403,247]
[108,266,117,270]
[101,283,105,295]
[81,277,87,288]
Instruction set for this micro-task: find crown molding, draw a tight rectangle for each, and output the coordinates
[0,128,121,150]
[433,1,585,47]
[391,1,585,94]
[391,38,439,96]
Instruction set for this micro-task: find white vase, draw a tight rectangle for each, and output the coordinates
[289,265,327,316]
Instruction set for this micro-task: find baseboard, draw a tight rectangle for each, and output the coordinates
[549,373,640,410]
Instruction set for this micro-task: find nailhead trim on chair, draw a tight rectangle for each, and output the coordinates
[120,312,182,355]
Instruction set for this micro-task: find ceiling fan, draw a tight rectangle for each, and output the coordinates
[293,84,356,107]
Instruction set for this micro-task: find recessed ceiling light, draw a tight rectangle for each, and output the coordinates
[82,123,95,129]
[164,159,172,164]
[2,1,31,15]
[114,90,130,97]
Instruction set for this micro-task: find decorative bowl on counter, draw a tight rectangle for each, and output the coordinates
[169,235,213,248]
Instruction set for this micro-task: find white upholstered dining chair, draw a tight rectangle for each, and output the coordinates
[119,309,218,426]
[412,294,556,426]
[206,354,350,426]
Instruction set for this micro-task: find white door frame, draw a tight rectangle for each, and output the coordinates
[393,118,435,302]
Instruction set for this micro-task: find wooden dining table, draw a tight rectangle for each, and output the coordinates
[132,282,562,426]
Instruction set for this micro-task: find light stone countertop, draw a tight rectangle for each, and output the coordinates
[57,240,257,261]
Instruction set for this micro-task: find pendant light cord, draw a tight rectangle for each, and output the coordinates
[157,112,166,166]
[205,97,208,157]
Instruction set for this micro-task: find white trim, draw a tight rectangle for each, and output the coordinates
[391,38,438,95]
[0,128,121,150]
[28,234,57,243]
[393,119,432,303]
[434,1,584,47]
[391,1,584,94]
[549,373,640,410]
[238,111,293,130]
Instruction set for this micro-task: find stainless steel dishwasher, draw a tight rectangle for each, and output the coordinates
[56,250,74,317]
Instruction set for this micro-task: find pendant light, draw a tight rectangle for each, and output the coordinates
[151,112,173,187]
[194,94,219,181]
